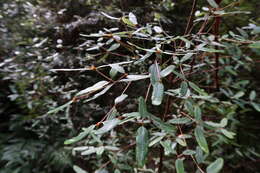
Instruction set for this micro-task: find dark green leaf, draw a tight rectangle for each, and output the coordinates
[206,158,224,173]
[64,125,95,145]
[195,126,209,153]
[151,82,164,105]
[136,126,149,167]
[180,81,188,97]
[175,159,185,173]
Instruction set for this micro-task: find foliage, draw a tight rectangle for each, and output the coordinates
[0,0,260,173]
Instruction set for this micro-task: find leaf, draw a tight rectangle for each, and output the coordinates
[122,16,135,27]
[160,140,176,155]
[76,81,109,96]
[194,106,202,121]
[110,64,125,73]
[182,149,196,155]
[169,118,191,124]
[149,62,161,85]
[101,12,120,20]
[109,68,118,78]
[73,165,88,173]
[107,43,120,52]
[207,0,219,8]
[153,26,163,33]
[134,51,153,64]
[180,53,193,63]
[232,91,244,99]
[114,94,128,104]
[160,65,175,77]
[176,138,187,147]
[81,147,97,155]
[194,126,209,153]
[151,115,176,133]
[84,84,113,103]
[198,47,224,53]
[151,82,164,105]
[251,102,260,112]
[95,119,120,135]
[64,125,95,145]
[248,42,260,49]
[175,159,185,173]
[189,82,208,96]
[220,129,235,139]
[129,12,138,25]
[136,126,149,167]
[195,146,204,164]
[138,97,150,118]
[206,158,224,173]
[149,136,165,147]
[249,91,256,101]
[47,101,73,114]
[180,81,188,97]
[120,74,150,82]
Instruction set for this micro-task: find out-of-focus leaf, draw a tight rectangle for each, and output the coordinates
[195,126,209,153]
[73,165,88,173]
[153,26,163,33]
[232,91,244,99]
[101,12,120,20]
[110,64,125,73]
[169,117,191,124]
[182,149,196,155]
[151,82,164,105]
[120,74,150,82]
[180,81,188,97]
[47,101,73,114]
[138,97,150,118]
[136,126,149,167]
[220,129,235,139]
[122,16,135,27]
[207,0,219,8]
[107,43,120,52]
[175,159,185,173]
[149,62,161,85]
[160,65,175,77]
[251,102,260,112]
[114,94,128,104]
[206,158,224,173]
[180,53,193,63]
[151,115,176,133]
[64,125,95,145]
[129,12,138,25]
[95,119,120,135]
[249,42,260,49]
[76,81,109,96]
[189,82,208,96]
[249,91,256,101]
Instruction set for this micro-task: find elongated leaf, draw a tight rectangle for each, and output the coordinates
[76,81,109,96]
[160,65,175,77]
[220,129,235,139]
[194,126,209,153]
[138,97,149,118]
[206,158,224,173]
[149,62,161,85]
[189,82,208,96]
[110,64,125,73]
[180,81,188,97]
[120,74,149,82]
[248,42,260,49]
[169,118,191,124]
[134,51,153,64]
[151,115,176,133]
[251,102,260,112]
[64,125,95,145]
[136,126,149,167]
[194,106,202,121]
[101,12,120,20]
[151,82,164,105]
[207,0,219,8]
[84,84,113,103]
[107,43,120,52]
[175,159,185,173]
[180,53,193,63]
[122,16,135,27]
[114,94,128,104]
[73,165,88,173]
[47,101,73,114]
[95,119,120,135]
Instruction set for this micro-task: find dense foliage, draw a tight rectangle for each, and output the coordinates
[0,0,260,173]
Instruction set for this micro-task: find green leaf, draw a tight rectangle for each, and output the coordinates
[136,126,149,167]
[182,149,196,155]
[180,53,193,63]
[122,16,135,27]
[134,51,153,64]
[151,115,176,133]
[64,125,95,145]
[149,135,165,147]
[220,129,235,139]
[95,119,120,135]
[169,117,191,124]
[175,159,185,173]
[194,126,209,153]
[249,91,256,101]
[47,101,73,114]
[176,138,187,147]
[206,158,224,173]
[160,65,175,77]
[110,64,125,73]
[73,165,88,173]
[160,140,176,155]
[107,43,120,52]
[151,82,164,105]
[195,146,204,164]
[198,47,224,53]
[189,82,208,96]
[138,97,149,118]
[232,91,244,99]
[194,106,202,121]
[121,74,150,82]
[207,0,219,8]
[251,102,260,112]
[149,62,161,85]
[180,81,188,97]
[249,42,260,49]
